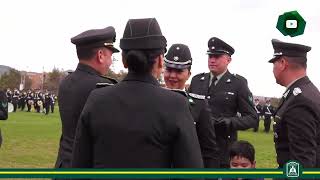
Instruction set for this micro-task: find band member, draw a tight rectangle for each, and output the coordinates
[253,98,262,132]
[26,92,34,112]
[12,89,20,112]
[262,99,274,133]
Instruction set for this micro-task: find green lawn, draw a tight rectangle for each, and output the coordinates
[0,110,276,168]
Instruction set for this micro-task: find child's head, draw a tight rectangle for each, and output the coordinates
[229,140,256,168]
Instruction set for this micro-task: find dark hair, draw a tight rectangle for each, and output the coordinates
[122,49,164,74]
[286,56,307,69]
[76,47,100,60]
[230,140,255,163]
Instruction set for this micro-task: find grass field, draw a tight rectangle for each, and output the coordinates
[0,108,277,168]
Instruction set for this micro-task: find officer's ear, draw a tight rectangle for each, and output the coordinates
[96,49,104,63]
[227,56,232,63]
[279,57,289,70]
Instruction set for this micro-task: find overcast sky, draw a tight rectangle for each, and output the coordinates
[0,0,319,97]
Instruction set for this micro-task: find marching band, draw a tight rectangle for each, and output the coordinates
[5,88,56,114]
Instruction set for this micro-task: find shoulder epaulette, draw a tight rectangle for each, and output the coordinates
[96,82,114,88]
[100,75,118,84]
[163,88,188,97]
[232,73,248,83]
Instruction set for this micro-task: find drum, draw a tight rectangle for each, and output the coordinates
[8,102,14,113]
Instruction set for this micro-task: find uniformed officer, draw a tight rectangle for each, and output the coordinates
[253,98,262,132]
[262,99,274,133]
[55,26,119,169]
[188,37,258,168]
[72,18,204,171]
[0,90,8,148]
[43,92,51,115]
[26,91,34,112]
[164,43,219,168]
[270,39,320,168]
[49,93,55,113]
[20,91,27,111]
[6,88,12,103]
[12,88,19,112]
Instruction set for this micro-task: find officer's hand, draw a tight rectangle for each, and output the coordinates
[215,117,232,129]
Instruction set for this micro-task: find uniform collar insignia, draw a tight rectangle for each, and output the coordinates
[293,87,302,96]
[283,89,290,98]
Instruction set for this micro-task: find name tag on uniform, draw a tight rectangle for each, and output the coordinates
[227,92,235,95]
[188,93,206,100]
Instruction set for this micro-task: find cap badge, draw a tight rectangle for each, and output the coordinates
[104,42,113,46]
[173,56,179,61]
[293,87,302,96]
[211,46,215,50]
[200,76,205,81]
[176,47,180,50]
[226,79,231,83]
[274,52,283,56]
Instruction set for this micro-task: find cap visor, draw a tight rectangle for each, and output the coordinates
[164,63,190,70]
[107,46,120,53]
[268,56,280,63]
[206,51,228,55]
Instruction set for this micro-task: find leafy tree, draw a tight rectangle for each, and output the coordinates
[0,69,21,90]
[43,67,65,94]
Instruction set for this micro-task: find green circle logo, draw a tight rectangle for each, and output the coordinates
[276,11,306,37]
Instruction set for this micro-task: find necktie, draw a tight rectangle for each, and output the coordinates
[208,76,217,93]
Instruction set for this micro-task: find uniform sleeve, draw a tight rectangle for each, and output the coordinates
[230,81,258,130]
[71,101,93,168]
[172,98,204,169]
[0,91,8,120]
[196,100,220,168]
[285,99,317,168]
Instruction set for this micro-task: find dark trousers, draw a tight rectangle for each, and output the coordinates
[50,104,54,113]
[264,116,272,132]
[13,102,18,112]
[21,102,26,111]
[253,115,260,132]
[35,105,40,113]
[27,104,32,112]
[45,105,50,115]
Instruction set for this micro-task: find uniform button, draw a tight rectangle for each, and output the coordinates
[273,121,277,125]
[207,96,211,99]
[228,136,230,138]
[194,122,197,125]
[274,132,278,138]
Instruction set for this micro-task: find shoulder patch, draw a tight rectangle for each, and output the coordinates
[188,93,206,100]
[96,82,114,88]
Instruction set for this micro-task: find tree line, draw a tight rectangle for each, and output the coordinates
[0,67,127,94]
